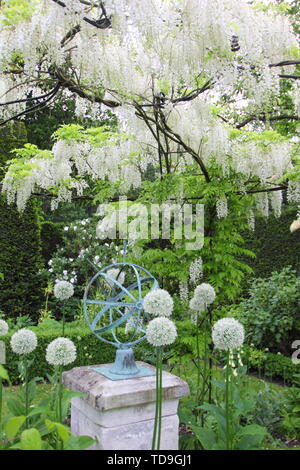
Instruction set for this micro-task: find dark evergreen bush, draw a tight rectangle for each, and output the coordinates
[40,221,64,264]
[0,123,43,321]
[242,207,300,280]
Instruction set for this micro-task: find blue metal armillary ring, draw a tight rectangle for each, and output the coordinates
[83,262,159,380]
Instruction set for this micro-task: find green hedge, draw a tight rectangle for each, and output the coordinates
[2,324,298,386]
[241,345,299,386]
[242,206,300,281]
[0,122,27,179]
[0,123,44,321]
[40,221,64,264]
[1,323,153,383]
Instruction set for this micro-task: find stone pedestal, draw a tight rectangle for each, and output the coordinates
[62,361,189,450]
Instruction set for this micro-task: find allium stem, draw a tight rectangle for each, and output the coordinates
[157,347,163,450]
[57,366,63,423]
[196,315,202,424]
[208,307,213,403]
[0,377,3,428]
[151,348,160,450]
[201,320,208,425]
[225,350,231,450]
[151,347,163,450]
[24,359,29,429]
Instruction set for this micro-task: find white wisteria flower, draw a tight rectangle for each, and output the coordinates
[146,317,177,347]
[46,337,77,366]
[54,280,74,300]
[212,318,245,351]
[143,289,173,317]
[0,319,9,337]
[10,329,37,355]
[106,268,125,286]
[194,283,216,305]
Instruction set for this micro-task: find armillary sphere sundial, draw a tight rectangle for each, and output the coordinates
[83,262,159,380]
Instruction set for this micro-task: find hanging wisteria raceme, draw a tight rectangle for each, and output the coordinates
[0,0,299,213]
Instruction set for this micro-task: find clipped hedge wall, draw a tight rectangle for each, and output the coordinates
[0,122,27,178]
[2,323,298,386]
[0,123,44,320]
[242,206,300,280]
[40,221,64,264]
[241,345,299,386]
[1,323,153,383]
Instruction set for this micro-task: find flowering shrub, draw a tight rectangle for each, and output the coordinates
[40,216,123,322]
[43,217,122,291]
[233,267,300,353]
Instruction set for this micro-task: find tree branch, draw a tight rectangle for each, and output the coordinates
[236,113,300,129]
[0,82,61,127]
[278,74,300,80]
[51,0,111,30]
[269,60,300,68]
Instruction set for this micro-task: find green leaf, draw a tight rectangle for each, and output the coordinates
[0,365,10,383]
[5,416,26,440]
[20,428,42,450]
[45,419,70,444]
[64,435,96,450]
[6,398,25,417]
[236,424,267,438]
[190,425,216,450]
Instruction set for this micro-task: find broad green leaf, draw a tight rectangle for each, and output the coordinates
[20,428,42,450]
[45,419,70,444]
[5,416,26,440]
[0,365,10,382]
[190,425,216,450]
[64,435,96,450]
[236,424,267,438]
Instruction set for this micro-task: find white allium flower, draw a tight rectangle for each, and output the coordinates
[54,280,74,300]
[189,296,206,312]
[0,320,9,336]
[10,329,37,355]
[46,337,77,366]
[106,268,125,286]
[146,317,177,347]
[212,318,245,351]
[194,283,216,305]
[143,289,173,317]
